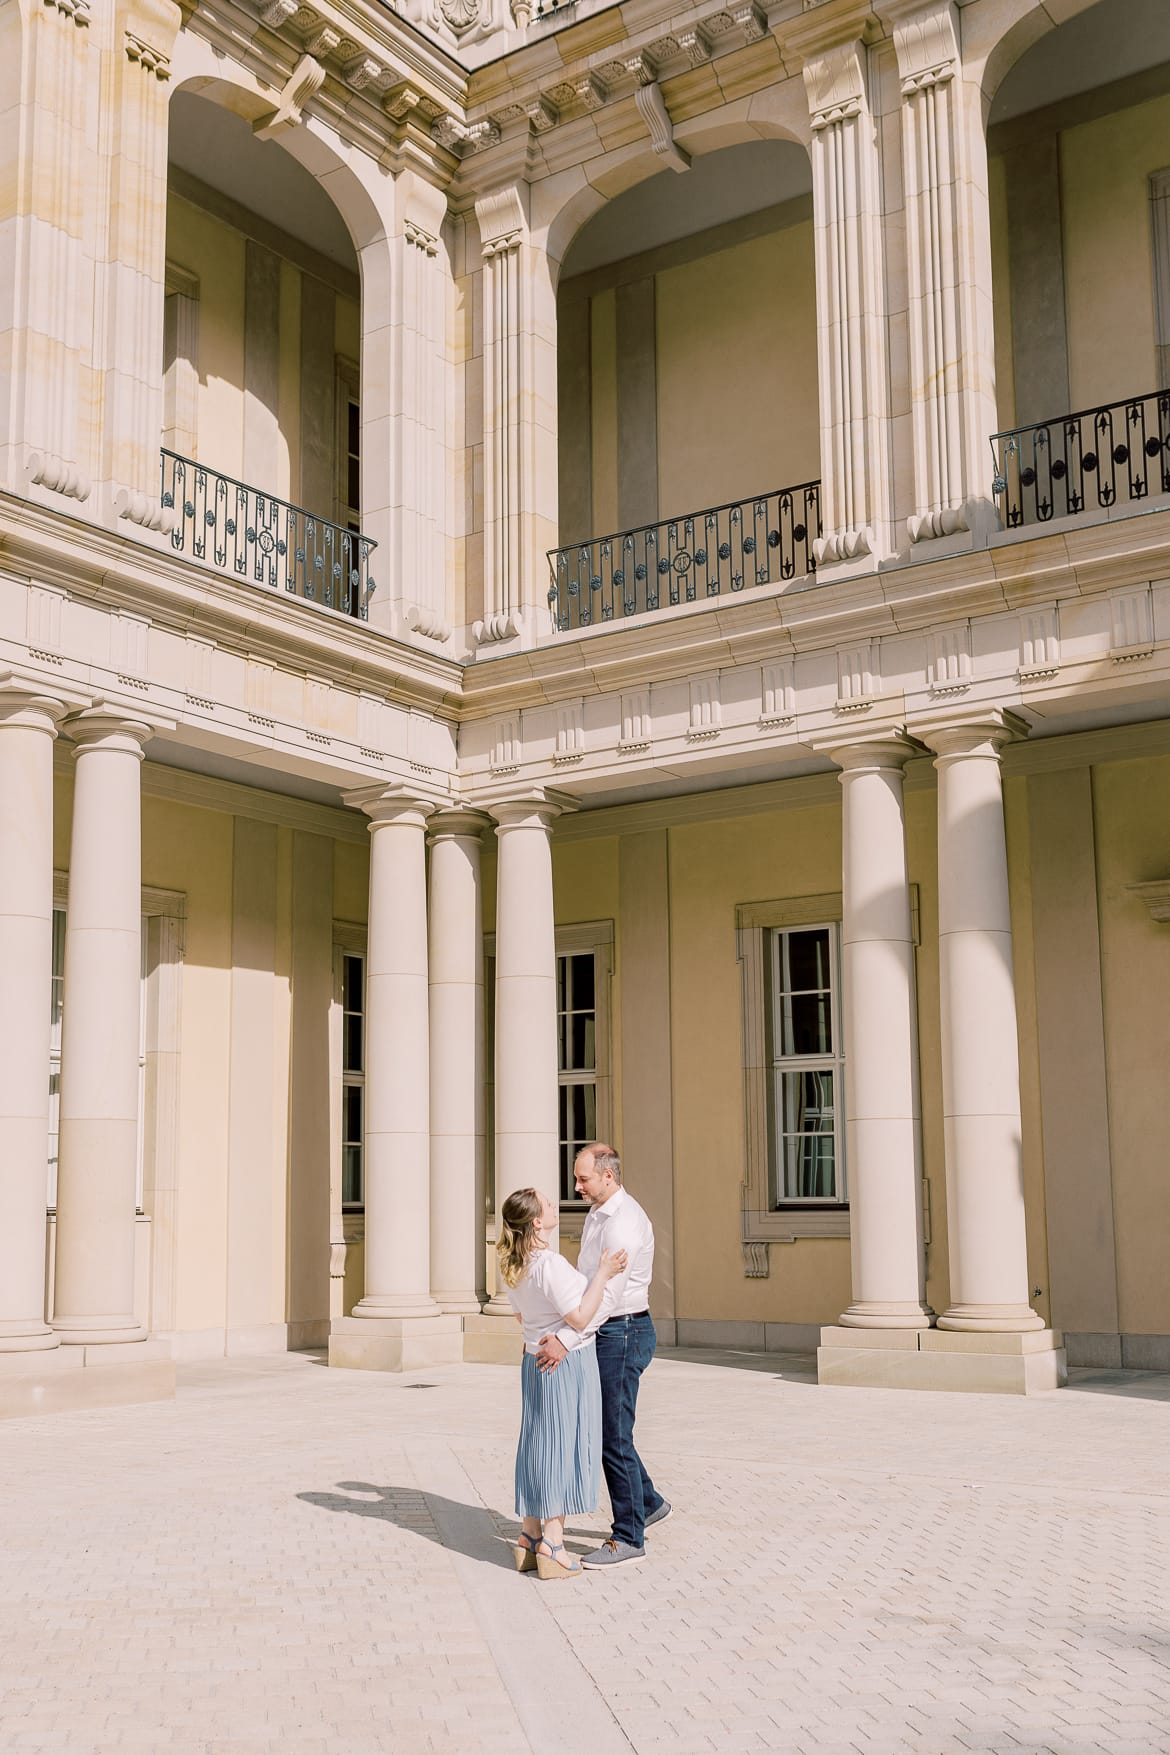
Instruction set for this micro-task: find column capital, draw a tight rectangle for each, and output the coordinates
[912,707,1028,761]
[63,706,157,755]
[426,807,492,844]
[784,4,872,82]
[0,673,72,735]
[810,727,924,774]
[344,783,435,829]
[487,788,575,833]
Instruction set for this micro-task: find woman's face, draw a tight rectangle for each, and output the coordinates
[537,1191,558,1233]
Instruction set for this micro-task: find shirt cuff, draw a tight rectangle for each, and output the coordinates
[555,1325,576,1350]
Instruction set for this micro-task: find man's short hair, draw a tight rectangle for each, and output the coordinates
[577,1142,622,1184]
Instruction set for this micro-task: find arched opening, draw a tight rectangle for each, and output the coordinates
[162,86,370,614]
[552,138,819,626]
[986,0,1170,525]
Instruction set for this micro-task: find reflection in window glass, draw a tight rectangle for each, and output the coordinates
[342,951,365,1207]
[558,951,598,1203]
[769,925,845,1206]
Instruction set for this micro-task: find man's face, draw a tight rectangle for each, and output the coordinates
[574,1154,612,1205]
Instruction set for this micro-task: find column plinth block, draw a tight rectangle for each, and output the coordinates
[462,1311,525,1365]
[818,1325,1066,1394]
[328,1313,463,1374]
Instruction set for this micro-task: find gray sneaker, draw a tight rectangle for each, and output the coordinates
[580,1539,646,1569]
[644,1498,672,1530]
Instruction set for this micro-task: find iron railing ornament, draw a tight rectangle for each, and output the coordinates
[546,480,821,633]
[991,389,1170,530]
[160,449,376,619]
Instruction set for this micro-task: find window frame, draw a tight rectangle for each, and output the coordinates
[331,924,368,1219]
[737,894,851,1244]
[766,921,846,1209]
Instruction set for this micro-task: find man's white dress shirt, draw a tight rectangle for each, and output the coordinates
[555,1184,654,1349]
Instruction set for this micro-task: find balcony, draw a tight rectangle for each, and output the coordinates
[160,450,376,620]
[547,481,821,634]
[991,389,1170,532]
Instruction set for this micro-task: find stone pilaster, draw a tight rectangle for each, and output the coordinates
[794,16,892,566]
[97,0,183,522]
[473,185,558,648]
[886,0,998,545]
[0,0,96,501]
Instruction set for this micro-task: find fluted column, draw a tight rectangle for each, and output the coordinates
[831,735,932,1327]
[0,684,67,1352]
[887,0,997,544]
[427,810,489,1314]
[485,795,561,1314]
[350,792,440,1321]
[52,712,151,1345]
[921,712,1043,1333]
[795,21,891,565]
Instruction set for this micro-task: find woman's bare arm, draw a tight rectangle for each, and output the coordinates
[559,1249,627,1332]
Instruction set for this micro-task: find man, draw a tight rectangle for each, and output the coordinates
[537,1142,670,1569]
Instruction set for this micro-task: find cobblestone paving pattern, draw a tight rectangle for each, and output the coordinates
[1,1349,1169,1755]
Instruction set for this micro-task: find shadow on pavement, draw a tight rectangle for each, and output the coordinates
[656,1346,818,1382]
[297,1480,517,1569]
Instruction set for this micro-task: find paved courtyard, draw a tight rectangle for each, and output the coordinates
[2,1349,1169,1755]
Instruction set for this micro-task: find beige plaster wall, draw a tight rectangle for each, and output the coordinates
[165,192,360,509]
[1091,755,1170,1338]
[655,221,819,516]
[1059,92,1170,408]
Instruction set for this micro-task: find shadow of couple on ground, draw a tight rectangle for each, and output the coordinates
[297,1481,609,1568]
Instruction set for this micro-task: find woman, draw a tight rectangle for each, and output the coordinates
[497,1186,627,1581]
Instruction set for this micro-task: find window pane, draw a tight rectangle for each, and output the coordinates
[343,1012,363,1074]
[777,1133,836,1202]
[782,928,831,994]
[570,954,595,1012]
[343,1144,362,1207]
[343,955,363,1013]
[344,1083,363,1144]
[557,955,568,1013]
[570,1081,596,1143]
[779,1069,834,1133]
[778,990,832,1057]
[566,1011,596,1072]
[347,457,360,510]
[348,399,360,454]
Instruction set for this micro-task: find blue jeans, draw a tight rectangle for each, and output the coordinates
[595,1312,661,1549]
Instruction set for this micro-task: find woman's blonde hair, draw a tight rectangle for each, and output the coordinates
[497,1187,543,1288]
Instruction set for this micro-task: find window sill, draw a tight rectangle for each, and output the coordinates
[744,1207,850,1240]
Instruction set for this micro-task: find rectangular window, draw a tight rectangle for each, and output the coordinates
[341,950,365,1209]
[48,906,148,1211]
[558,951,598,1205]
[766,923,845,1206]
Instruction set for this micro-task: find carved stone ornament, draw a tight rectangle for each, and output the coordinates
[439,0,481,34]
[45,0,90,26]
[124,31,171,78]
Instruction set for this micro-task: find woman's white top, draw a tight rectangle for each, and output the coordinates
[507,1251,592,1355]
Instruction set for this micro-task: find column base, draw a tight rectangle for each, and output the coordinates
[817,1325,1067,1395]
[432,1291,485,1317]
[936,1303,1047,1333]
[0,1322,61,1353]
[0,1338,174,1419]
[461,1311,524,1365]
[328,1313,463,1373]
[51,1314,148,1346]
[348,1294,443,1320]
[837,1302,934,1330]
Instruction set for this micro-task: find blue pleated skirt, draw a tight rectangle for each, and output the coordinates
[515,1340,602,1518]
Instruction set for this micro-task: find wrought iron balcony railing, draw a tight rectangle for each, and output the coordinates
[547,481,821,633]
[160,449,376,618]
[991,388,1170,530]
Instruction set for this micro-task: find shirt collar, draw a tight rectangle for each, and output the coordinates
[591,1185,627,1219]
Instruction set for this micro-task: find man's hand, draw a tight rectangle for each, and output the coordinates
[536,1334,568,1374]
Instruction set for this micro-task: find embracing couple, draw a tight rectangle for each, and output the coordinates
[498,1142,669,1581]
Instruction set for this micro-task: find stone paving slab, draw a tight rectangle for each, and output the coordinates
[1,1350,1169,1754]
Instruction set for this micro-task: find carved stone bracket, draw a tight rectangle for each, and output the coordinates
[26,452,91,503]
[253,55,326,139]
[124,31,171,77]
[45,0,90,25]
[634,82,691,173]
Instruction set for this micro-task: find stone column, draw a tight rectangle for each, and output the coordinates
[427,811,489,1314]
[0,684,66,1353]
[484,796,561,1315]
[887,0,998,545]
[472,186,558,647]
[52,712,151,1345]
[329,790,461,1371]
[830,735,932,1328]
[923,713,1044,1333]
[794,20,892,566]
